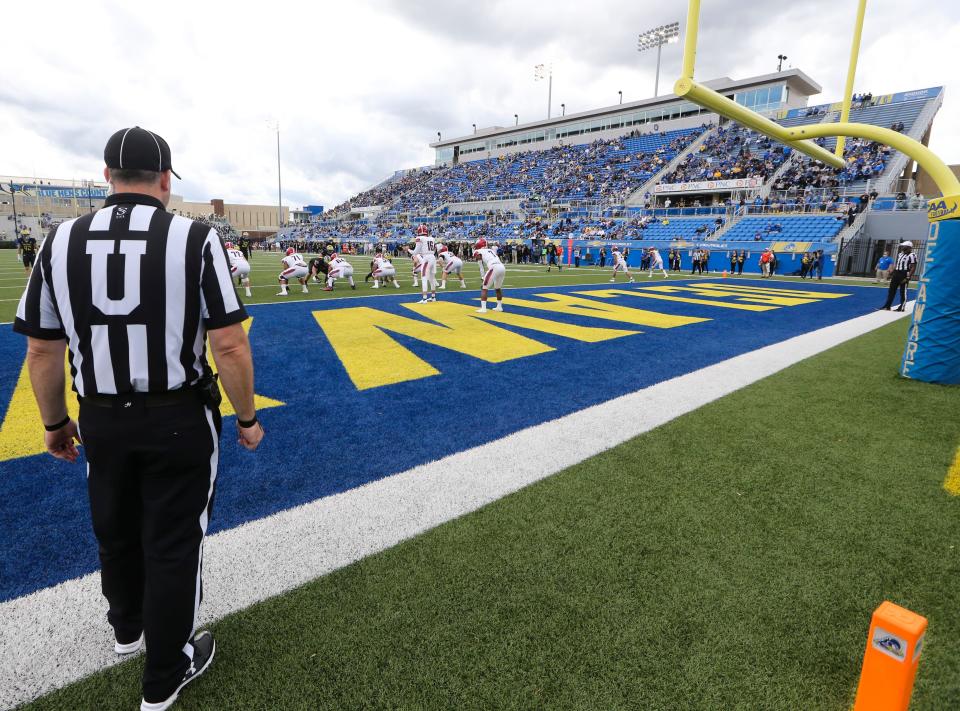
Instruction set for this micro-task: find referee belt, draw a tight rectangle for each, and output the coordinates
[80,386,201,409]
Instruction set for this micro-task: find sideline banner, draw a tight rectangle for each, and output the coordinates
[900,216,960,384]
[654,177,762,194]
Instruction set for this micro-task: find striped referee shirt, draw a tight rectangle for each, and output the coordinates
[13,193,247,397]
[894,251,918,272]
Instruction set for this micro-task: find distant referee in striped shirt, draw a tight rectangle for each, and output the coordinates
[881,240,918,312]
[14,126,264,711]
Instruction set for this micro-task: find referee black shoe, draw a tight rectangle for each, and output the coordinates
[140,631,216,711]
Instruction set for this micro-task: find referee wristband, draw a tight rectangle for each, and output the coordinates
[237,414,258,428]
[44,415,71,432]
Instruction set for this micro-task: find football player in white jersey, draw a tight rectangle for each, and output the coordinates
[473,238,505,312]
[437,245,466,289]
[370,252,400,289]
[224,241,252,297]
[324,253,356,291]
[609,246,635,283]
[409,224,437,302]
[646,246,669,279]
[278,247,309,295]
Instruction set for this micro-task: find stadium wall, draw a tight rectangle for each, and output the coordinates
[864,211,929,243]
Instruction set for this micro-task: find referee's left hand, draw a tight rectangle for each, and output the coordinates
[45,419,80,463]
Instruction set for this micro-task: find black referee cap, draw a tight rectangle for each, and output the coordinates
[104,126,181,179]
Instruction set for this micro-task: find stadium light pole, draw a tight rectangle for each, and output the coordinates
[514,114,519,126]
[534,64,553,119]
[637,22,680,97]
[31,180,41,231]
[266,119,282,233]
[561,103,566,117]
[777,54,788,72]
[618,90,623,104]
[472,123,477,134]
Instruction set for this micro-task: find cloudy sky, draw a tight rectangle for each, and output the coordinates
[2,0,958,209]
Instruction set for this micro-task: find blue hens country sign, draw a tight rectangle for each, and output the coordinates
[0,279,882,602]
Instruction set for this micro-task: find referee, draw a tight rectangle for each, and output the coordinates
[14,126,264,711]
[881,240,918,312]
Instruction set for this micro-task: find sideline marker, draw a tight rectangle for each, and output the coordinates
[853,601,927,711]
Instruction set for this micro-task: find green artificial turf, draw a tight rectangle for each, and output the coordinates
[0,249,883,324]
[22,320,960,710]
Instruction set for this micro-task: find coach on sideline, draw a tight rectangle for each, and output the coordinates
[13,126,264,710]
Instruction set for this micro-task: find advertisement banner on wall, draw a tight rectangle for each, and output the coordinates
[654,177,763,194]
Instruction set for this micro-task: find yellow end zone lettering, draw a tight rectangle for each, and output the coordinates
[627,284,819,306]
[496,293,709,328]
[574,288,776,312]
[313,302,640,391]
[696,283,851,300]
[0,318,283,463]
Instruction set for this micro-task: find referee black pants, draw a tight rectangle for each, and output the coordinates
[80,398,221,701]
[882,270,910,309]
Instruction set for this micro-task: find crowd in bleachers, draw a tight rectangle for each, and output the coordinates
[326,168,439,218]
[772,136,890,195]
[286,88,938,258]
[389,127,705,214]
[663,124,789,183]
[803,92,875,117]
[179,212,241,242]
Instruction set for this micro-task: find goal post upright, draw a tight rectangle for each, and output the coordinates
[835,0,869,158]
[676,0,960,384]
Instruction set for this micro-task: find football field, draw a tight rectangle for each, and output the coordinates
[1,249,959,709]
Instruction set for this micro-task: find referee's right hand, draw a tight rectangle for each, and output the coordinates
[237,421,264,451]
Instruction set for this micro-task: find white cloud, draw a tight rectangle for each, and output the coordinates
[2,0,957,208]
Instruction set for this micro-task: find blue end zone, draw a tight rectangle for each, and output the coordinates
[0,279,898,601]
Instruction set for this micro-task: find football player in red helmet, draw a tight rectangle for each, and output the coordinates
[278,246,309,295]
[609,245,634,284]
[474,241,505,312]
[436,244,466,289]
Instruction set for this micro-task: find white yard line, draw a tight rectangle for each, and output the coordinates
[0,303,913,709]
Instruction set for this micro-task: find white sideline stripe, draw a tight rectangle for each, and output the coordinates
[0,303,914,709]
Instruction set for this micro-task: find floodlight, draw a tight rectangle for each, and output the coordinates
[637,21,680,96]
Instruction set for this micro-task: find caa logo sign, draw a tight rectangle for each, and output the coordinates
[927,198,958,222]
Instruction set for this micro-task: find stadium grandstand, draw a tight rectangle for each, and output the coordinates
[281,72,941,278]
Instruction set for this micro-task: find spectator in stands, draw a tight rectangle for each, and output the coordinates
[895,192,908,210]
[846,203,858,226]
[909,193,925,210]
